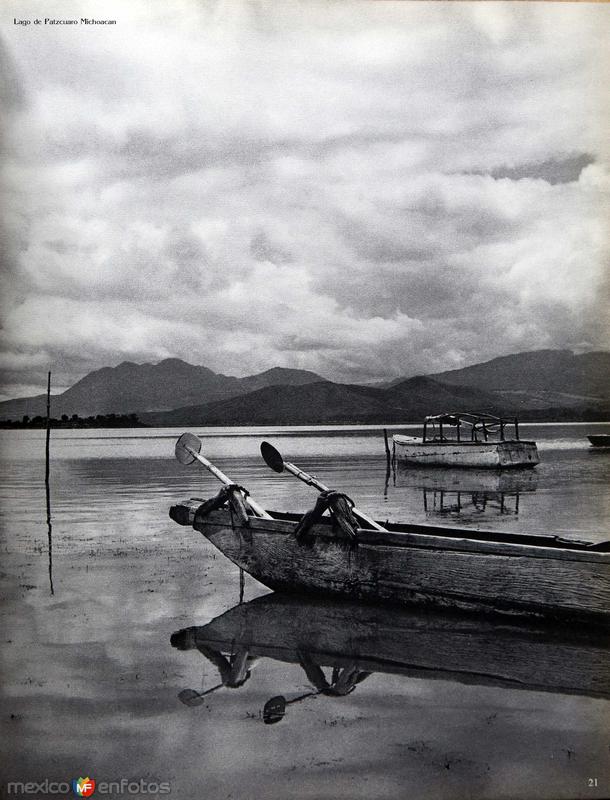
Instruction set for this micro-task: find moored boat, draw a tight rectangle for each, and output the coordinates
[393,412,539,469]
[588,434,610,448]
[170,494,610,626]
[170,433,608,626]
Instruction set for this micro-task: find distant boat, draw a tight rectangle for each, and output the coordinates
[588,434,610,448]
[393,412,539,469]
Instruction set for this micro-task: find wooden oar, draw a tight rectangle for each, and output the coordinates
[178,685,223,707]
[262,691,320,724]
[176,432,272,519]
[260,441,386,531]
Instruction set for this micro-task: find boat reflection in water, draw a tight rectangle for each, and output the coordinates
[170,593,610,722]
[392,466,538,519]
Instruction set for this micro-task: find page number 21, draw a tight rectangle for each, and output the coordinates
[588,778,598,788]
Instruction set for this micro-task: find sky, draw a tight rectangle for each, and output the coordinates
[1,0,609,399]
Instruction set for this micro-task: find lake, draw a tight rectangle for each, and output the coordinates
[1,423,609,799]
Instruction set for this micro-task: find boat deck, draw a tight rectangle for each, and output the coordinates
[267,509,610,553]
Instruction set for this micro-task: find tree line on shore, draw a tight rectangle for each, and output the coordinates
[0,413,147,429]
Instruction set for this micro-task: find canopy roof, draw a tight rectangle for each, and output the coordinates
[424,412,515,427]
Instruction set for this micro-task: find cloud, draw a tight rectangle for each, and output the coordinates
[1,0,609,396]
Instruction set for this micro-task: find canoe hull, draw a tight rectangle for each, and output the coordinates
[393,436,539,468]
[174,505,610,625]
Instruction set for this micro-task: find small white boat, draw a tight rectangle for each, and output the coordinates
[393,412,539,469]
[588,434,610,449]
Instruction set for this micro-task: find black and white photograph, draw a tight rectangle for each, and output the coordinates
[1,1,609,798]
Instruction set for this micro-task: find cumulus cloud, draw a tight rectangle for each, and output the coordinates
[1,0,609,397]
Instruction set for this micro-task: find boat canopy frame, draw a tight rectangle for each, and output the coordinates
[422,411,520,444]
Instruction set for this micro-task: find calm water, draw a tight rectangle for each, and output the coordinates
[1,423,609,799]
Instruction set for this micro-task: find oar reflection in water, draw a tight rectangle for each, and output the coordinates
[171,628,258,707]
[177,685,223,707]
[263,649,371,725]
[171,625,371,722]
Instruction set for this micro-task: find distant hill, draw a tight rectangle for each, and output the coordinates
[388,375,499,407]
[0,359,324,420]
[1,349,608,424]
[142,376,502,426]
[429,350,610,408]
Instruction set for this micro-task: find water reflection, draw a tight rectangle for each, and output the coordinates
[391,466,538,519]
[171,594,610,722]
[172,631,258,690]
[261,656,372,725]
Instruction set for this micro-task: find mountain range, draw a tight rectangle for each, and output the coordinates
[1,349,608,425]
[0,360,323,419]
[143,375,501,426]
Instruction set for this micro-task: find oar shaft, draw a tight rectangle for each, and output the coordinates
[286,690,320,706]
[184,444,272,520]
[284,460,386,532]
[185,444,232,483]
[284,461,329,492]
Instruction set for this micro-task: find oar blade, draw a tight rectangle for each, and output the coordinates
[260,441,285,474]
[263,695,287,724]
[175,432,201,465]
[178,688,205,707]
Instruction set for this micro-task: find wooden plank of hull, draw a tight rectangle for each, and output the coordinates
[393,438,539,468]
[193,511,610,624]
[179,595,610,699]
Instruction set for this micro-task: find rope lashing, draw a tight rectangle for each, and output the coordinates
[295,489,358,542]
[193,484,252,524]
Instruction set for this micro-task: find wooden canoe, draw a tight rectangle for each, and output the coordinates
[171,593,610,699]
[170,498,610,625]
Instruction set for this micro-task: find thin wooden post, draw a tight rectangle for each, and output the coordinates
[384,452,391,498]
[45,371,54,595]
[45,371,51,486]
[383,428,391,460]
